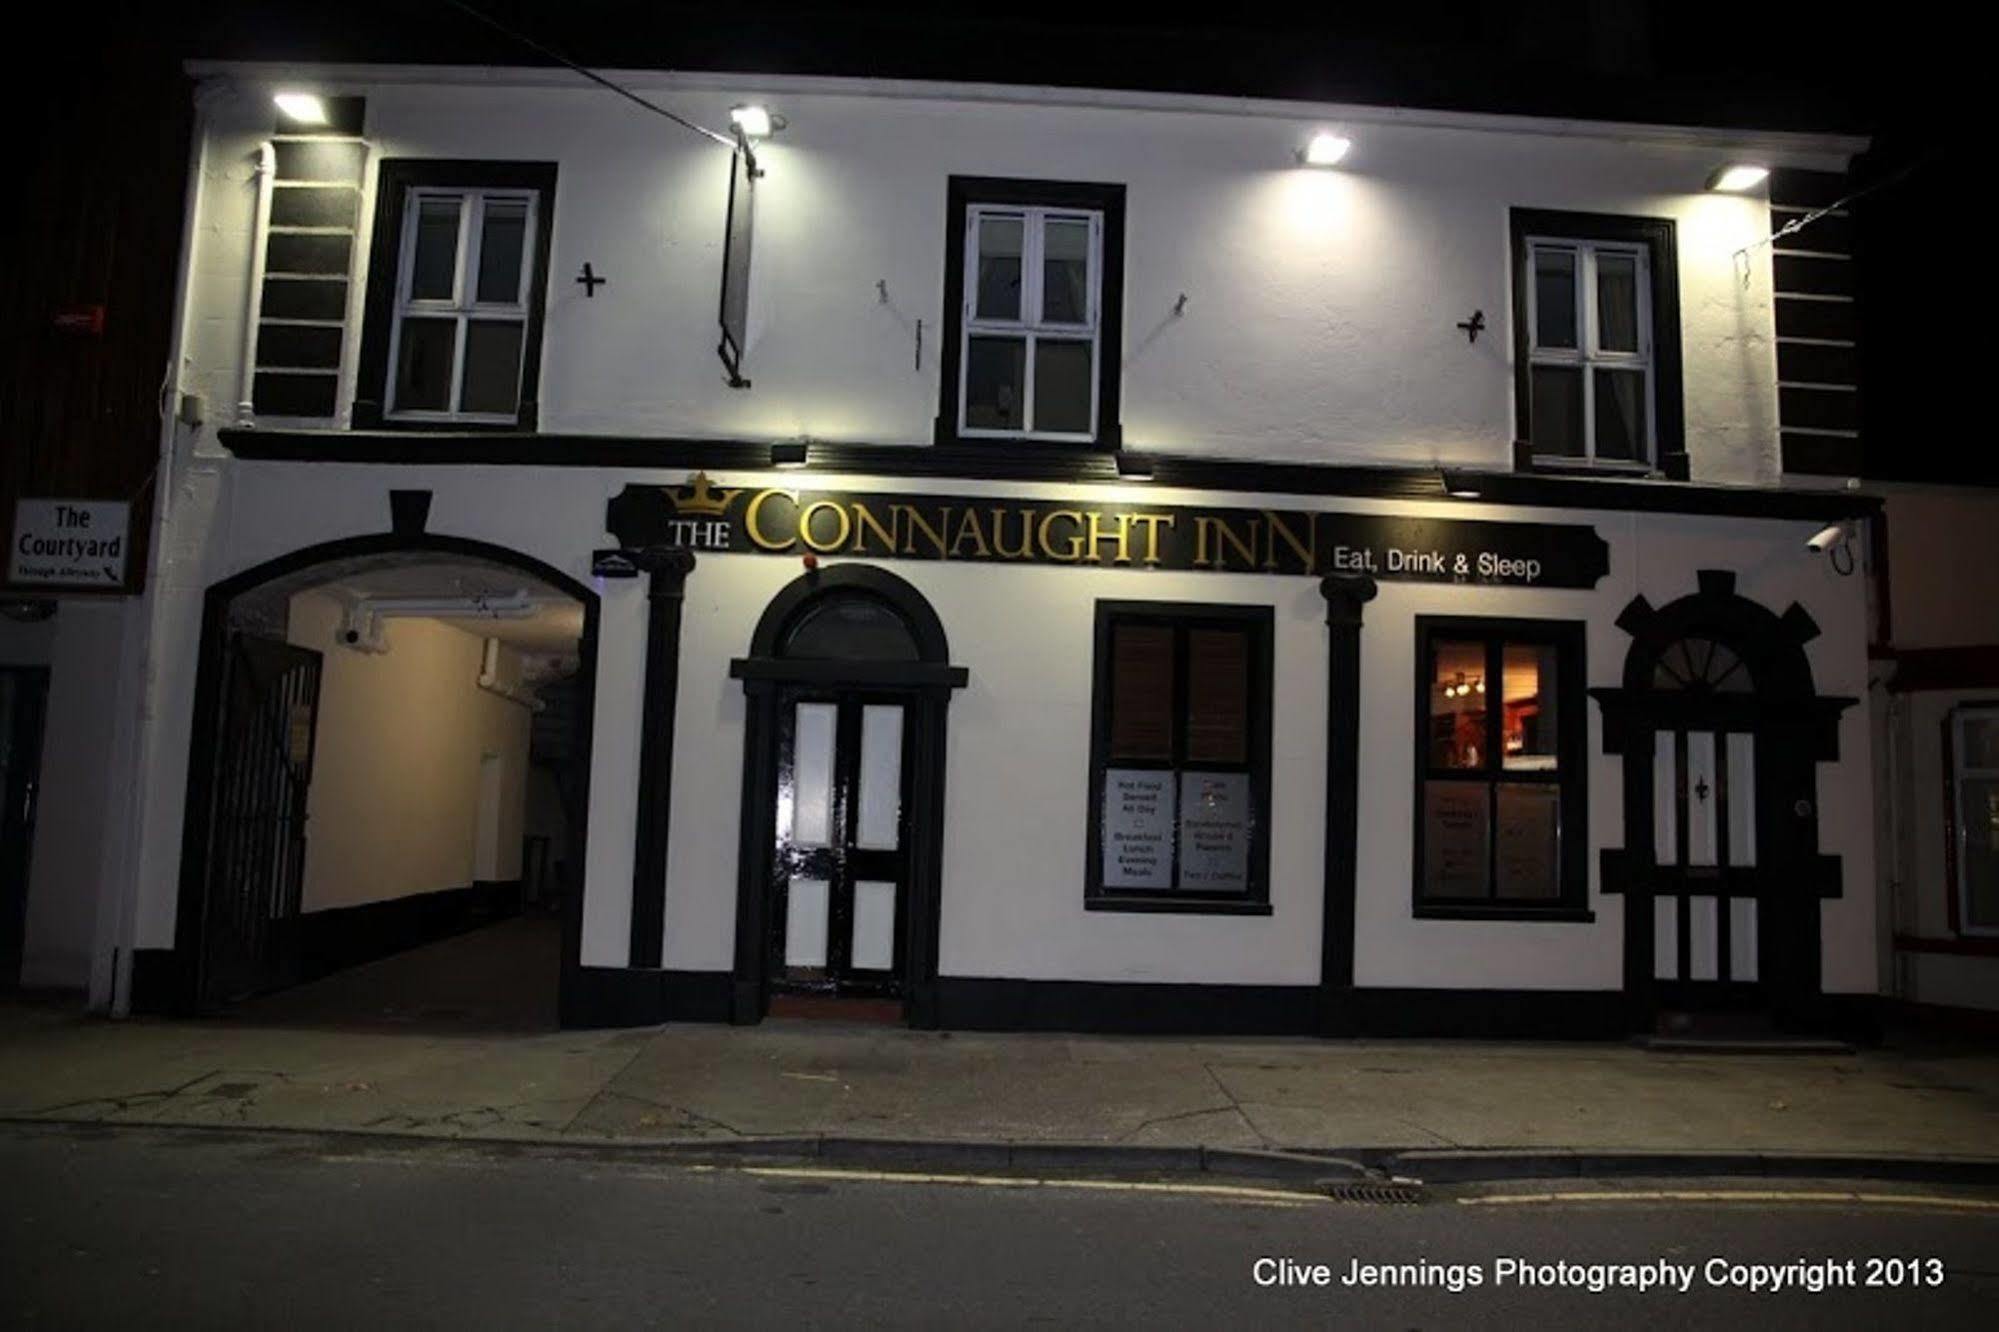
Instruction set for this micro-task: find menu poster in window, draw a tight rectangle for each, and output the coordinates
[1495,784,1561,899]
[1178,771,1251,891]
[1423,783,1489,898]
[1103,769,1175,889]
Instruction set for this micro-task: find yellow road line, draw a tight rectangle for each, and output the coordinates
[739,1164,1324,1206]
[1460,1189,1999,1212]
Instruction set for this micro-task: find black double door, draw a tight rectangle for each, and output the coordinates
[198,634,322,1007]
[0,666,50,987]
[770,689,914,1000]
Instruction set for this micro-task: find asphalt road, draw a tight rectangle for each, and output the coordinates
[3,1124,1996,1329]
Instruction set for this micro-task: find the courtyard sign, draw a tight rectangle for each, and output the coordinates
[9,498,130,589]
[604,474,1609,588]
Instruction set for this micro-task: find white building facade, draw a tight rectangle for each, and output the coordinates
[40,63,1886,1035]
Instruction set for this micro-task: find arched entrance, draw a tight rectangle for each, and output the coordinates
[1593,569,1854,1033]
[170,532,600,1026]
[728,566,966,1026]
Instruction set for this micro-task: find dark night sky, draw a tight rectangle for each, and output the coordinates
[22,2,1979,481]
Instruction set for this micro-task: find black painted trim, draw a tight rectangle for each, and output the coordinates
[1509,208,1686,479]
[1084,600,1274,914]
[273,140,365,183]
[296,880,520,980]
[559,966,735,1028]
[260,277,348,322]
[731,565,965,1027]
[256,323,343,370]
[270,185,362,230]
[627,550,696,969]
[165,531,600,1029]
[218,429,1881,522]
[252,371,338,418]
[934,175,1126,449]
[265,232,352,278]
[352,160,559,431]
[931,978,1634,1039]
[1412,615,1589,917]
[1317,575,1376,1025]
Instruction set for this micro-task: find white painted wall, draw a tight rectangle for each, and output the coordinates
[18,601,133,988]
[286,590,531,911]
[173,68,1850,483]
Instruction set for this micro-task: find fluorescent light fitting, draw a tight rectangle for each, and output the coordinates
[273,92,329,126]
[1301,132,1351,167]
[730,105,776,138]
[1707,163,1770,193]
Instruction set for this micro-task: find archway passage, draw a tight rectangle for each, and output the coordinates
[729,566,966,1027]
[171,536,599,1031]
[1593,569,1854,1035]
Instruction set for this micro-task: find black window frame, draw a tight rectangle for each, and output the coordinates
[1412,615,1591,921]
[1509,208,1686,481]
[354,159,559,432]
[1085,600,1272,916]
[936,175,1126,450]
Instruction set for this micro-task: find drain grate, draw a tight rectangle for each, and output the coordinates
[1321,1178,1425,1205]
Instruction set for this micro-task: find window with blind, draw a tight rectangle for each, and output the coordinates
[1413,616,1590,920]
[1086,602,1273,914]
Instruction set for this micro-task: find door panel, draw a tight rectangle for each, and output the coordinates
[201,634,322,1007]
[1648,725,1763,1007]
[771,691,912,1000]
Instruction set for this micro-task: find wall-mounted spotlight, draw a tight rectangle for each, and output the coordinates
[1299,132,1351,167]
[1116,451,1156,482]
[1438,468,1483,499]
[770,440,809,468]
[730,105,784,139]
[1706,163,1770,193]
[273,92,329,126]
[1806,521,1849,553]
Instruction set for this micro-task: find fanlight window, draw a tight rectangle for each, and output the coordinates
[1651,636,1751,693]
[780,592,920,662]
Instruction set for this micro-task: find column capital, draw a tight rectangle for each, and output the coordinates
[1318,573,1378,627]
[635,546,698,597]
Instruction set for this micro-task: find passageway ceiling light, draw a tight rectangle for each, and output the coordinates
[1706,163,1770,193]
[273,92,330,126]
[1300,132,1351,167]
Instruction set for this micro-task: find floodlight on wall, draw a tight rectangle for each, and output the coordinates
[1115,450,1156,481]
[730,104,784,139]
[770,440,810,468]
[273,92,330,126]
[1438,468,1483,499]
[1299,132,1351,167]
[1706,163,1770,193]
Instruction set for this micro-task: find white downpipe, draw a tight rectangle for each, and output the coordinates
[237,140,274,424]
[477,637,544,712]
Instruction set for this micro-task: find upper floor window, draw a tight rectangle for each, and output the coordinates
[1510,209,1685,478]
[938,178,1125,448]
[354,161,557,431]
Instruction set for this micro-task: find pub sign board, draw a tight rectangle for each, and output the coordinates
[606,474,1609,588]
[9,499,130,589]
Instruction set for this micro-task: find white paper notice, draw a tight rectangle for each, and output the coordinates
[1177,771,1250,891]
[1102,769,1175,889]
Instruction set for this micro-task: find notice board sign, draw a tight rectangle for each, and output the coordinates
[9,499,129,589]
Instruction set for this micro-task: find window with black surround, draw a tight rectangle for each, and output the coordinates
[1087,602,1271,914]
[937,177,1125,448]
[354,161,557,430]
[1510,209,1685,478]
[1414,617,1589,919]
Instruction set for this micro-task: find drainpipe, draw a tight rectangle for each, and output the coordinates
[237,139,274,424]
[477,637,544,712]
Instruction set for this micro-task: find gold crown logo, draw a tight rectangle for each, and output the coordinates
[668,472,742,516]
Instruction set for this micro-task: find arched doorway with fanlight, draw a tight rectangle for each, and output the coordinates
[1593,569,1856,1034]
[727,566,968,1026]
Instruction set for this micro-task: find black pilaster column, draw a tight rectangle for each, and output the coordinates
[1318,573,1376,1035]
[628,548,697,969]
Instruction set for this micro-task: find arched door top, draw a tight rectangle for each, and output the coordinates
[1613,569,1821,700]
[735,565,967,691]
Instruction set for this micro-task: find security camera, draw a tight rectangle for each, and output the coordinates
[1806,523,1846,553]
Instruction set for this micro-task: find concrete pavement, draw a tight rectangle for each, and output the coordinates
[2,998,1996,1179]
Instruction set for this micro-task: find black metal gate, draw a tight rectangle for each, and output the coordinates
[198,634,322,1007]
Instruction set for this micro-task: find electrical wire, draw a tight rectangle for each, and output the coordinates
[1734,152,1937,262]
[436,0,738,150]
